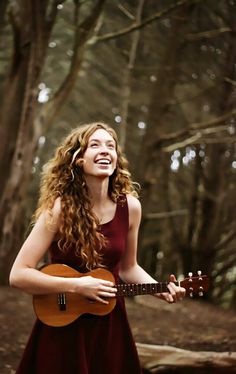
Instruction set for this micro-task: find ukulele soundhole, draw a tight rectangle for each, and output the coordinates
[58,293,67,311]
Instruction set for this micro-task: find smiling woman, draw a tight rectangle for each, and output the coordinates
[9,121,186,374]
[82,128,117,178]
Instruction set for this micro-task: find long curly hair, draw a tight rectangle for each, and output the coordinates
[34,122,139,269]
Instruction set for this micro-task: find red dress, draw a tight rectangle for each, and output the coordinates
[16,196,142,374]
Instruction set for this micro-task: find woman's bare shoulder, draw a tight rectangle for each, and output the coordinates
[126,194,141,211]
[40,196,62,231]
[126,194,142,228]
[51,196,62,217]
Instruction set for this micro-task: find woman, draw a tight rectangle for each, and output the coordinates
[10,122,185,374]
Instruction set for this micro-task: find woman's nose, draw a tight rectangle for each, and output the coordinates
[100,150,108,155]
[99,145,109,154]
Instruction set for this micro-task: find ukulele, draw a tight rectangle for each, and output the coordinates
[33,263,209,327]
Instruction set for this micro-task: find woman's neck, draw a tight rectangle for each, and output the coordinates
[84,176,110,205]
[84,176,116,224]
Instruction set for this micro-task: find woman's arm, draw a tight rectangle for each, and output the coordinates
[9,198,71,294]
[119,194,185,303]
[9,199,116,303]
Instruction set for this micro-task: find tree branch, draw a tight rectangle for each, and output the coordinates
[144,209,188,220]
[215,229,236,251]
[41,0,106,127]
[192,136,236,145]
[213,256,236,279]
[117,3,135,21]
[224,77,236,87]
[119,0,145,148]
[185,27,233,41]
[163,126,234,152]
[137,343,236,370]
[162,133,202,152]
[88,0,197,45]
[163,76,236,108]
[164,136,236,151]
[45,0,67,38]
[215,278,236,300]
[153,109,236,152]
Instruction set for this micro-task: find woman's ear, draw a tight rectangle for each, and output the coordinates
[75,158,85,167]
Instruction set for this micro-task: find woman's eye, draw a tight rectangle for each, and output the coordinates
[91,143,98,147]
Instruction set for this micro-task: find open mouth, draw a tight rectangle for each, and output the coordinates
[95,159,111,165]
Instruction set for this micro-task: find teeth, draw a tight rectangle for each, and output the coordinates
[96,159,110,164]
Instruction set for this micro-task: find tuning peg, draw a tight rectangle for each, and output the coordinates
[197,270,203,280]
[198,286,203,297]
[188,272,193,282]
[189,287,193,298]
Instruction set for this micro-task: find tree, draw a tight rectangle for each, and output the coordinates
[136,0,236,307]
[0,0,193,284]
[0,0,106,283]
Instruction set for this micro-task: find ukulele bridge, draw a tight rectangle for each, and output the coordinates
[58,293,67,311]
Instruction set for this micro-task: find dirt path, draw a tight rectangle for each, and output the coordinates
[0,287,236,373]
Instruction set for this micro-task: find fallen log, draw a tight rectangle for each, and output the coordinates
[136,343,236,373]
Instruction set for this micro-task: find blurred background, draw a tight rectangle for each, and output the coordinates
[0,0,236,313]
[1,1,236,372]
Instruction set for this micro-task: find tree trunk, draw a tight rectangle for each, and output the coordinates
[0,1,49,283]
[119,0,145,149]
[138,4,190,269]
[0,0,106,284]
[182,8,236,284]
[137,343,236,373]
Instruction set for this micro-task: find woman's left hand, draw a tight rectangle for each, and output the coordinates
[157,274,186,303]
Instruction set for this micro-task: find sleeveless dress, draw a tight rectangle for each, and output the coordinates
[16,196,142,374]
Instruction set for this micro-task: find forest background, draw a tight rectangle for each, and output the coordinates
[0,0,236,315]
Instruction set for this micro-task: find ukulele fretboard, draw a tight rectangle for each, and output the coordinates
[115,282,171,297]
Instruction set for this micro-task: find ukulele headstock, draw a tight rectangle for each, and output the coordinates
[180,271,209,297]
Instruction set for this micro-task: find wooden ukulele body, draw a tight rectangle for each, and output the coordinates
[33,264,116,327]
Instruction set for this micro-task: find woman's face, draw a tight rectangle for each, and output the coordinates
[82,129,117,178]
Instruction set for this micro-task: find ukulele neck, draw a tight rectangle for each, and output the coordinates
[116,282,172,297]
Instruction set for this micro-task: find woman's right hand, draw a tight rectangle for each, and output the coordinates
[73,276,117,304]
